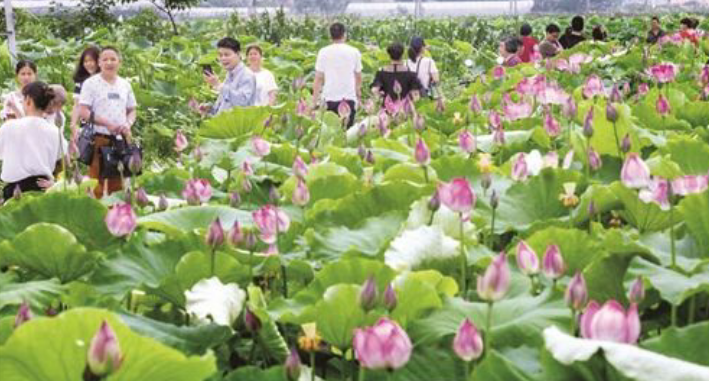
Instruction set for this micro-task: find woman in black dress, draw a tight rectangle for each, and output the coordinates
[69,46,100,138]
[371,43,422,104]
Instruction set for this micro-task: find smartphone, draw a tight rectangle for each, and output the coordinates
[202,64,214,75]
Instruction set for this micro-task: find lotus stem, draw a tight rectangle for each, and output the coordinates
[459,214,468,297]
[464,361,471,381]
[486,302,494,351]
[422,165,429,183]
[670,200,676,268]
[689,296,696,325]
[490,206,497,250]
[570,310,577,336]
[210,247,216,276]
[612,121,624,162]
[248,249,254,283]
[671,303,678,327]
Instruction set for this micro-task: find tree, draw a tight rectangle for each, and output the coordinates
[120,0,200,35]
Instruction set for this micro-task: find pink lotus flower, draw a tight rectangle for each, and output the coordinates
[638,83,649,97]
[542,244,565,280]
[493,127,506,146]
[516,76,539,96]
[459,131,476,154]
[183,179,213,205]
[252,205,290,244]
[251,136,271,157]
[87,320,124,376]
[621,153,651,189]
[353,318,412,370]
[583,75,605,99]
[565,272,588,311]
[477,252,511,302]
[493,65,505,81]
[671,175,709,196]
[554,59,570,72]
[292,179,310,206]
[378,110,391,135]
[648,63,677,83]
[105,203,137,238]
[414,138,431,165]
[639,177,670,210]
[628,277,645,304]
[438,178,476,214]
[516,240,539,276]
[562,97,578,119]
[338,99,351,120]
[489,111,502,130]
[537,85,569,105]
[511,153,528,181]
[14,302,32,328]
[544,151,559,169]
[384,96,402,116]
[452,318,484,362]
[502,98,533,121]
[174,130,188,153]
[292,156,308,179]
[206,218,225,248]
[656,94,671,116]
[580,300,641,344]
[469,95,482,113]
[544,112,561,138]
[569,53,592,72]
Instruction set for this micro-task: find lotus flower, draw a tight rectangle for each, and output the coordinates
[565,272,588,311]
[452,318,484,362]
[638,83,649,97]
[609,85,623,103]
[671,175,709,196]
[511,153,528,181]
[285,347,302,381]
[621,154,651,189]
[639,177,670,210]
[353,318,413,370]
[583,75,605,99]
[656,94,671,116]
[538,85,569,105]
[544,112,561,137]
[251,136,271,157]
[14,302,32,328]
[206,218,225,248]
[701,65,709,85]
[105,203,137,237]
[158,193,168,211]
[252,205,290,244]
[383,283,397,311]
[516,240,539,276]
[384,96,402,116]
[492,65,505,81]
[588,149,602,171]
[87,321,123,376]
[562,97,578,119]
[459,130,476,154]
[469,94,482,113]
[559,182,580,208]
[174,130,188,153]
[338,99,352,120]
[489,110,502,130]
[415,138,431,165]
[569,53,592,72]
[543,245,565,280]
[185,277,246,326]
[502,99,533,121]
[477,252,510,302]
[242,160,254,176]
[292,179,310,206]
[183,179,212,205]
[580,300,641,344]
[648,63,677,83]
[438,178,476,214]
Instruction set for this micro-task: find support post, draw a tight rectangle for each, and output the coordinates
[4,0,17,65]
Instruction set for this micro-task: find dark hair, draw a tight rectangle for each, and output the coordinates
[387,43,405,61]
[73,46,100,84]
[15,60,37,75]
[330,22,346,40]
[651,16,660,22]
[503,37,522,54]
[680,18,693,29]
[408,36,425,62]
[572,16,585,32]
[592,26,606,41]
[22,81,55,111]
[217,37,241,53]
[546,24,561,34]
[245,44,263,56]
[520,24,533,37]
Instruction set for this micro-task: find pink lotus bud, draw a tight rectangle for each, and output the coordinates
[452,318,484,362]
[413,114,425,131]
[438,178,476,214]
[229,220,243,246]
[542,244,565,280]
[588,149,602,171]
[544,112,561,138]
[360,276,378,312]
[292,179,310,206]
[656,94,671,116]
[183,179,212,205]
[87,320,123,376]
[192,145,203,162]
[414,138,431,166]
[459,130,476,154]
[158,193,168,211]
[428,190,441,212]
[606,103,619,123]
[14,302,32,328]
[251,136,271,157]
[244,307,261,332]
[393,80,403,95]
[609,85,623,103]
[493,65,505,81]
[511,153,528,181]
[206,218,225,248]
[628,277,645,304]
[580,300,641,344]
[135,187,150,208]
[174,130,188,153]
[701,65,709,85]
[477,252,511,302]
[469,95,482,114]
[338,99,351,120]
[242,160,254,176]
[562,97,577,119]
[383,283,397,311]
[565,272,588,311]
[621,134,631,153]
[648,63,677,84]
[490,189,499,209]
[285,347,302,381]
[252,205,290,244]
[357,144,367,159]
[583,109,594,137]
[488,111,502,130]
[105,203,137,237]
[621,153,651,189]
[493,127,505,146]
[516,240,539,276]
[353,318,412,370]
[128,151,142,174]
[365,150,375,165]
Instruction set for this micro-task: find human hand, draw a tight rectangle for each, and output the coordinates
[37,178,55,190]
[204,72,220,89]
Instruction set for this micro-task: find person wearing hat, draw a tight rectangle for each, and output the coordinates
[407,37,440,98]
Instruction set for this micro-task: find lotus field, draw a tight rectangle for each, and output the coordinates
[3,13,709,381]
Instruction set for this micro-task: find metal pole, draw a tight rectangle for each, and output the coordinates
[4,0,17,65]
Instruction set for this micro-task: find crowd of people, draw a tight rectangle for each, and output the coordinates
[0,15,703,200]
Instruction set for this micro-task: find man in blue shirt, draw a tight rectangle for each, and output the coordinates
[205,37,257,115]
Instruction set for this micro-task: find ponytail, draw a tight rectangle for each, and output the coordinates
[22,82,55,111]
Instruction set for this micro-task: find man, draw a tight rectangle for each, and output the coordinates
[519,24,539,63]
[646,16,666,44]
[539,24,563,59]
[312,22,363,128]
[205,37,257,115]
[560,16,586,50]
[500,38,523,67]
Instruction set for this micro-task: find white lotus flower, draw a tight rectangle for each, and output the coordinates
[385,225,459,271]
[185,277,246,327]
[405,197,475,238]
[526,150,544,176]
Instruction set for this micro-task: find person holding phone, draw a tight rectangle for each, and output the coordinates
[204,37,257,115]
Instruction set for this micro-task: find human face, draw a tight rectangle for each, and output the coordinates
[84,55,98,75]
[218,47,240,70]
[247,49,262,70]
[17,66,36,88]
[548,32,559,42]
[99,50,121,77]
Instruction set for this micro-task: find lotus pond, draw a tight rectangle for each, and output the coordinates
[2,12,709,381]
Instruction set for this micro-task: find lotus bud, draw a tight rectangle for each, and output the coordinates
[123,189,133,205]
[490,189,499,209]
[292,179,310,206]
[128,151,142,174]
[610,85,622,103]
[543,244,565,280]
[459,130,476,154]
[583,109,594,137]
[192,145,204,162]
[481,173,492,191]
[365,150,375,165]
[606,103,618,123]
[245,231,257,251]
[563,97,578,119]
[13,185,21,200]
[580,300,641,344]
[438,178,476,214]
[242,179,253,193]
[516,240,539,276]
[360,276,378,312]
[205,218,225,249]
[285,347,302,381]
[358,144,367,159]
[14,302,32,328]
[493,65,505,81]
[105,203,137,237]
[338,99,351,120]
[136,187,150,208]
[174,130,188,153]
[87,320,123,376]
[656,94,671,116]
[588,149,602,171]
[493,128,505,146]
[638,83,649,96]
[621,153,651,189]
[428,190,441,212]
[383,283,397,311]
[628,277,645,304]
[183,179,213,205]
[413,114,425,131]
[476,252,510,302]
[544,112,561,138]
[354,318,412,370]
[452,318,484,362]
[158,193,168,211]
[251,136,271,157]
[414,138,431,166]
[511,153,528,181]
[469,95,482,114]
[565,272,588,311]
[229,221,243,246]
[229,192,241,207]
[269,186,280,204]
[244,307,262,332]
[621,134,631,153]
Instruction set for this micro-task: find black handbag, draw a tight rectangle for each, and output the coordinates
[77,111,95,165]
[99,138,143,179]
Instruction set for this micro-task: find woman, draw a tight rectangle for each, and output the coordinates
[499,38,523,67]
[70,46,100,137]
[78,46,137,198]
[371,43,422,103]
[0,82,67,199]
[407,37,440,98]
[1,60,38,121]
[680,18,699,45]
[246,44,278,106]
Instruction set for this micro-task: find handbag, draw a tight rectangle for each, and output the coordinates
[77,111,95,165]
[99,137,143,179]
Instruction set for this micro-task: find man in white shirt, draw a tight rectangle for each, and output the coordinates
[312,22,363,128]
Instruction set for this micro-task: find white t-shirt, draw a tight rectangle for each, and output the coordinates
[79,75,137,135]
[1,91,25,121]
[253,69,278,106]
[407,57,439,90]
[315,43,362,103]
[0,116,68,183]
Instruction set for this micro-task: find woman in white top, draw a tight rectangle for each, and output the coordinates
[0,81,67,199]
[406,37,440,97]
[1,60,38,121]
[246,45,278,106]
